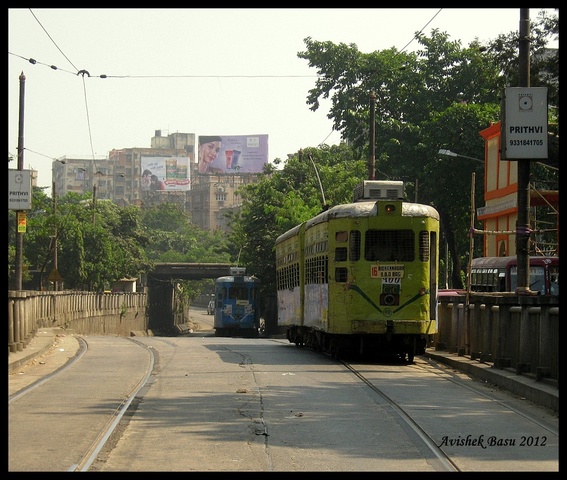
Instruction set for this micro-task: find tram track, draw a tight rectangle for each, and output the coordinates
[70,338,155,472]
[8,336,89,404]
[8,336,155,472]
[412,357,559,436]
[9,335,558,472]
[340,355,558,472]
[341,359,460,471]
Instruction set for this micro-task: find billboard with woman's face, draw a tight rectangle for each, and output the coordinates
[197,134,268,174]
[141,156,190,191]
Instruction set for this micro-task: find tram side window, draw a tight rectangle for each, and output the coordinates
[498,272,506,291]
[349,230,361,261]
[550,267,559,295]
[335,247,348,261]
[333,230,349,281]
[510,266,546,294]
[335,267,348,282]
[335,230,360,262]
[419,231,430,262]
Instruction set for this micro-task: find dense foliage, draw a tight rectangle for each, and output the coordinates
[288,9,558,287]
[8,9,558,302]
[8,192,231,296]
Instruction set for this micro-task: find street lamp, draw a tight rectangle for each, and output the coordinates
[437,149,484,164]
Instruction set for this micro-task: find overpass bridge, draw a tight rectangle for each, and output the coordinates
[145,263,236,334]
[148,263,235,281]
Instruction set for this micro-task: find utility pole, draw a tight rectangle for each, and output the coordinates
[369,91,376,180]
[92,184,97,225]
[515,8,532,294]
[53,182,58,291]
[14,72,25,290]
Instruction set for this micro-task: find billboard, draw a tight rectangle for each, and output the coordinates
[197,134,268,174]
[141,156,190,191]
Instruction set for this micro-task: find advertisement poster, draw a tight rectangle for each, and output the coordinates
[197,134,268,174]
[140,156,190,191]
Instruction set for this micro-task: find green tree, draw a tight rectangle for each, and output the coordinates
[228,143,364,306]
[294,10,558,287]
[8,186,58,287]
[55,198,151,290]
[8,187,153,291]
[139,202,232,301]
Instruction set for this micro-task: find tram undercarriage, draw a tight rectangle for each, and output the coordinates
[286,325,427,363]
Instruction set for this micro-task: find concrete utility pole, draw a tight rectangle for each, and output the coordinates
[515,8,532,294]
[53,182,59,291]
[368,91,376,180]
[14,72,26,290]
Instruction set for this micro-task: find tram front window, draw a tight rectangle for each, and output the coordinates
[230,287,248,300]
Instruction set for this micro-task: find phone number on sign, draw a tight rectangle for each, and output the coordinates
[509,139,544,146]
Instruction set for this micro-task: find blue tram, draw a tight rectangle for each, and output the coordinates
[213,267,261,337]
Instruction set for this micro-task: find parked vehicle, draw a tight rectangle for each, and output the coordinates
[470,255,559,295]
[207,300,215,315]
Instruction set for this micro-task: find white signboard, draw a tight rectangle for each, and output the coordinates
[8,169,32,210]
[501,87,548,159]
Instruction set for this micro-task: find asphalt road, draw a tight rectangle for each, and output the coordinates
[8,306,558,472]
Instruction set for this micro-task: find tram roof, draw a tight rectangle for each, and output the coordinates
[276,200,439,244]
[471,255,559,269]
[305,200,440,228]
[215,275,260,284]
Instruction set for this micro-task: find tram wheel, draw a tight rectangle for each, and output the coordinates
[406,337,416,363]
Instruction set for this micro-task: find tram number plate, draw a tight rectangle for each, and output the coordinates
[371,265,404,279]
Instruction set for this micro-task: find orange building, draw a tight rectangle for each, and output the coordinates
[477,121,559,257]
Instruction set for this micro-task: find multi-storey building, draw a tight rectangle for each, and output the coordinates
[51,130,262,232]
[190,172,260,231]
[51,155,112,198]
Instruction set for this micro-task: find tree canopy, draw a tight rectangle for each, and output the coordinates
[231,9,558,292]
[8,9,558,299]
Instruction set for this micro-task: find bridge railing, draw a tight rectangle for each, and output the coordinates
[436,293,559,383]
[8,290,559,385]
[8,290,148,354]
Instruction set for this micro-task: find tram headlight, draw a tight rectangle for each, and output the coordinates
[380,293,399,306]
[384,204,396,214]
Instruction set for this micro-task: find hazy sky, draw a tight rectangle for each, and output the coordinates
[8,8,557,191]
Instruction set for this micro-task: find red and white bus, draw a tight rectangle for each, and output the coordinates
[469,255,559,296]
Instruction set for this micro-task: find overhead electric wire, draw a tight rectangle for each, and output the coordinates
[315,8,444,148]
[8,52,319,79]
[28,8,79,73]
[26,8,100,168]
[398,8,443,53]
[12,8,472,170]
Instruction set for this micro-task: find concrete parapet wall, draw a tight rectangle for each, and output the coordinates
[8,290,148,354]
[437,293,559,382]
[9,290,559,385]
